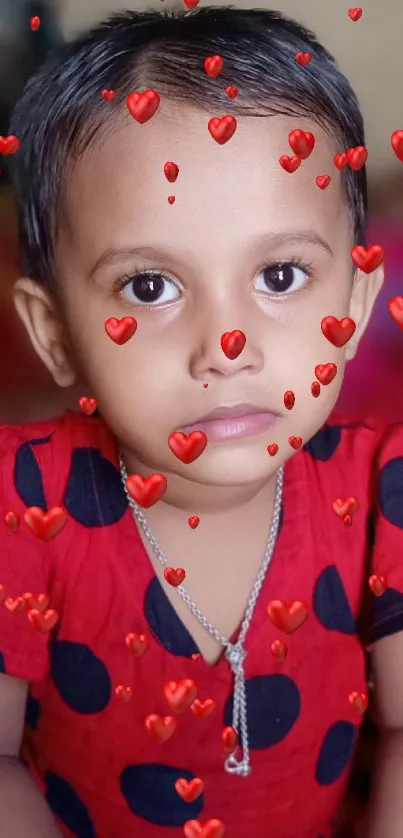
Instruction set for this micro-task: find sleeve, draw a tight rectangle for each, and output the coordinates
[0,424,54,683]
[369,422,403,644]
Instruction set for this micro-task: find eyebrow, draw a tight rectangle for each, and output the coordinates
[87,229,334,280]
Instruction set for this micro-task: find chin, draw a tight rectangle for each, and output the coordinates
[186,440,285,487]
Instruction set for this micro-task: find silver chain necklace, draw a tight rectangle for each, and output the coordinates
[119,452,284,777]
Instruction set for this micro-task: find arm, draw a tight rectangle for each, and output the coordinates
[0,674,62,837]
[365,631,403,838]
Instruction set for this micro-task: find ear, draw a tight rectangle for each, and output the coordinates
[13,277,77,387]
[345,264,384,361]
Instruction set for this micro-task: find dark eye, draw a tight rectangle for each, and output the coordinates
[120,272,180,306]
[254,262,309,295]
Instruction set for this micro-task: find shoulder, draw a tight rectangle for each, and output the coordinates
[0,410,116,512]
[302,415,403,477]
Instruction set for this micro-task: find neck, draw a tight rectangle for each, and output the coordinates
[119,447,279,517]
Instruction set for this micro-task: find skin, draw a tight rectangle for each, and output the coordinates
[13,104,383,517]
[12,104,403,838]
[13,103,384,662]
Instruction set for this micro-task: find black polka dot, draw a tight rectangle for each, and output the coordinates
[144,577,198,657]
[45,771,96,838]
[14,436,52,509]
[50,641,112,713]
[64,448,127,527]
[313,566,355,634]
[223,674,301,749]
[25,693,41,730]
[315,721,357,785]
[370,587,403,642]
[0,650,4,673]
[120,764,204,826]
[304,425,342,461]
[379,456,403,529]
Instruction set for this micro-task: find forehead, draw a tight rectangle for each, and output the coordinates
[62,103,349,261]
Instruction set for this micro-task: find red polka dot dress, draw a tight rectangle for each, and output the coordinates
[0,412,402,838]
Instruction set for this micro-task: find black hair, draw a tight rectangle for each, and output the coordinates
[8,6,367,290]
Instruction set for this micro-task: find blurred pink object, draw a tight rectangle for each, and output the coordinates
[335,219,403,423]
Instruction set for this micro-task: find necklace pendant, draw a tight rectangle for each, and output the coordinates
[224,751,252,776]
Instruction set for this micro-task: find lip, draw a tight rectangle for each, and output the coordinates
[179,403,280,442]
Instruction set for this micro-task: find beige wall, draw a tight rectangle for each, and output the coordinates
[58,0,401,181]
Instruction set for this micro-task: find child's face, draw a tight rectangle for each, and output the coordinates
[15,104,383,498]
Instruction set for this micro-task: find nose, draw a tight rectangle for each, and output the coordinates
[189,302,265,382]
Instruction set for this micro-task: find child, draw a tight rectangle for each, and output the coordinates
[1,7,403,838]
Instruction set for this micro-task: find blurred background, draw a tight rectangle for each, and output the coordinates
[0,3,401,835]
[0,0,402,428]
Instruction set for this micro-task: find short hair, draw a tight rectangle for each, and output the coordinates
[8,6,367,290]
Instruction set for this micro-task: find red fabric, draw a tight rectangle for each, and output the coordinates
[0,411,402,838]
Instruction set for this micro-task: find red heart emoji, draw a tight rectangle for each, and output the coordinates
[220,330,246,360]
[145,714,177,743]
[225,85,238,99]
[347,146,368,171]
[184,820,225,838]
[191,653,201,661]
[30,16,41,30]
[279,155,301,173]
[332,497,358,519]
[164,679,198,714]
[321,316,356,348]
[333,153,348,171]
[164,161,179,183]
[351,244,384,273]
[188,516,200,529]
[79,396,98,416]
[388,296,403,328]
[267,443,279,457]
[126,90,160,124]
[191,698,216,717]
[5,510,20,533]
[24,506,67,541]
[115,685,133,702]
[368,575,387,596]
[348,691,368,714]
[183,0,200,7]
[208,116,237,145]
[101,89,115,102]
[295,52,312,66]
[125,632,149,656]
[126,473,167,508]
[0,135,21,155]
[315,363,337,385]
[204,55,224,78]
[316,175,331,190]
[168,431,207,464]
[311,381,321,398]
[4,596,25,615]
[270,639,288,662]
[164,567,186,587]
[288,129,315,160]
[391,130,403,162]
[284,390,295,410]
[104,316,137,345]
[27,608,59,633]
[22,593,50,612]
[175,777,204,802]
[289,436,302,450]
[267,600,309,634]
[348,8,362,22]
[221,726,238,754]
[167,196,175,205]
